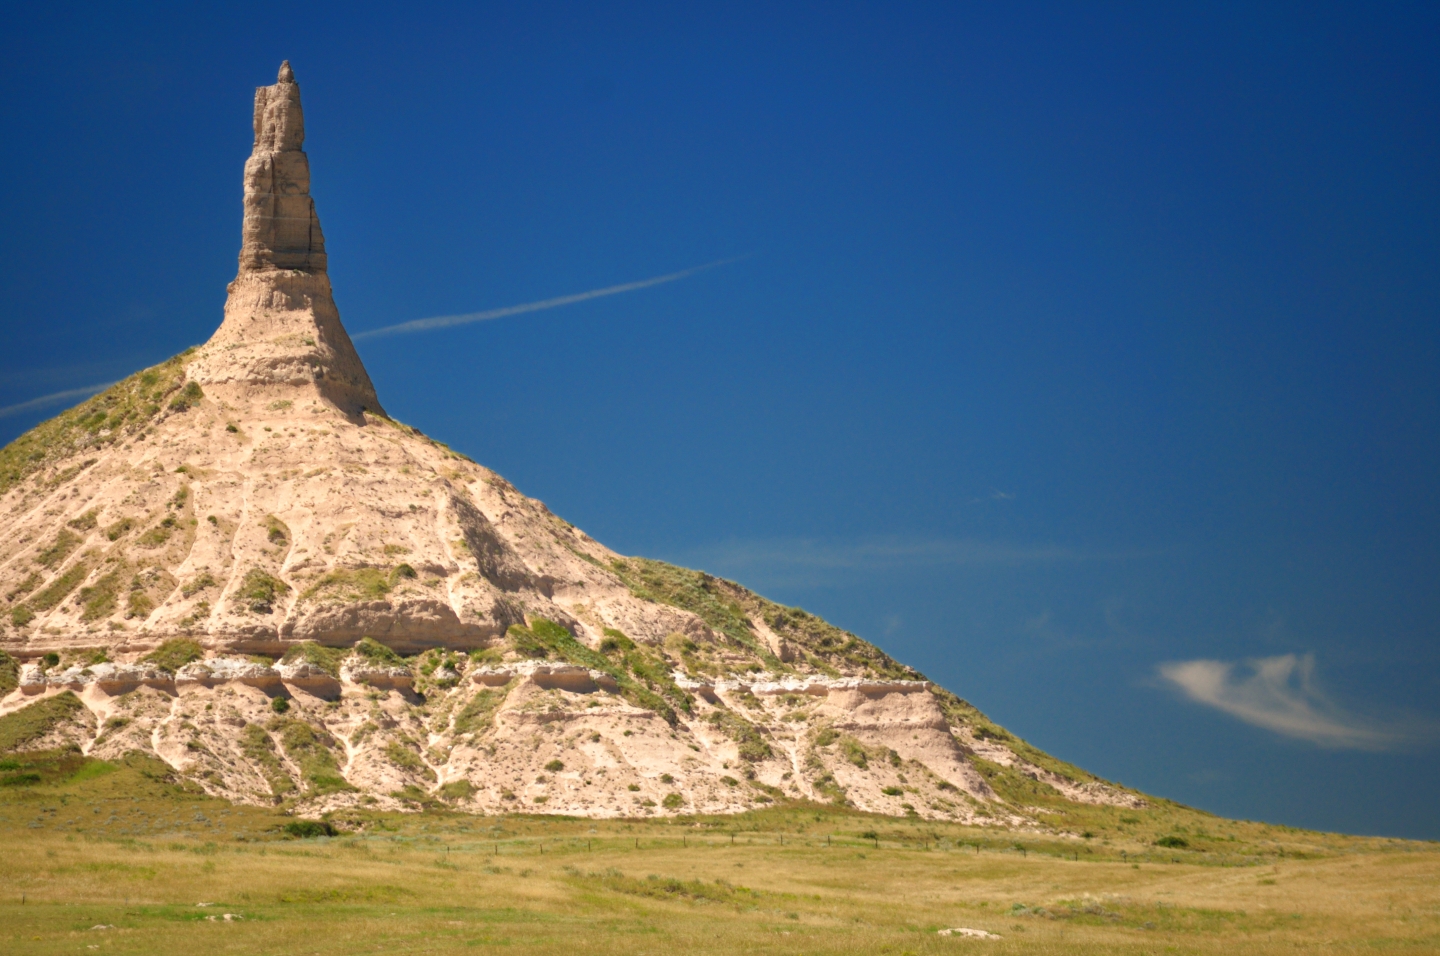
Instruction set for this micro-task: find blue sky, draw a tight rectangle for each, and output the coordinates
[2,2,1437,838]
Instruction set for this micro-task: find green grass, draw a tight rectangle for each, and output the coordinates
[453,687,508,735]
[0,349,195,495]
[35,529,82,568]
[272,718,353,794]
[76,567,125,622]
[503,619,693,724]
[0,759,1435,956]
[240,724,295,798]
[0,649,19,696]
[0,692,85,752]
[707,709,773,762]
[140,639,204,674]
[235,567,289,613]
[299,566,404,602]
[353,636,407,667]
[25,561,91,613]
[279,641,346,677]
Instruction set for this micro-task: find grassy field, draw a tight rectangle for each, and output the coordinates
[1,748,1436,955]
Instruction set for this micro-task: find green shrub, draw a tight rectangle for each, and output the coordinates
[283,819,337,839]
[273,718,354,794]
[181,571,217,598]
[236,567,289,613]
[839,736,868,768]
[104,517,134,541]
[135,516,177,548]
[545,759,565,772]
[4,571,41,603]
[662,792,685,809]
[141,638,203,674]
[881,786,903,796]
[385,740,435,781]
[126,588,155,620]
[9,606,34,628]
[598,628,636,654]
[168,380,204,411]
[1155,835,1189,849]
[353,637,405,667]
[271,696,290,714]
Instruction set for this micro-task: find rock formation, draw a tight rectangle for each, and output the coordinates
[188,61,381,418]
[0,64,1144,823]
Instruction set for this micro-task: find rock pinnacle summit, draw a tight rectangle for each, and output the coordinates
[189,61,381,417]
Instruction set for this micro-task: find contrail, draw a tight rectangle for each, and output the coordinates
[0,382,116,420]
[352,255,749,341]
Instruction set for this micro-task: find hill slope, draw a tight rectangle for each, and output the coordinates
[0,62,1145,826]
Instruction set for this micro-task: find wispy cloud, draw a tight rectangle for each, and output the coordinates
[352,255,749,341]
[0,382,116,420]
[1158,654,1414,750]
[687,536,1097,574]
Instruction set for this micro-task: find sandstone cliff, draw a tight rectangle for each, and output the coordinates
[0,64,1142,825]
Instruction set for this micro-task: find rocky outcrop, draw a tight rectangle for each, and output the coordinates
[0,63,1147,826]
[188,60,380,417]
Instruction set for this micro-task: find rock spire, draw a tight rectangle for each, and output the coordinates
[189,61,382,416]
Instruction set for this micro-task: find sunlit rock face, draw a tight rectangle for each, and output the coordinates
[0,64,1146,824]
[189,60,381,418]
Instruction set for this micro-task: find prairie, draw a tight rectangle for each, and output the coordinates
[1,748,1436,955]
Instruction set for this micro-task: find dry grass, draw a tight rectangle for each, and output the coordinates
[0,750,1435,955]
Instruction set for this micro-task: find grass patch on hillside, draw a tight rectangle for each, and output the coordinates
[0,349,195,495]
[609,558,779,668]
[240,724,295,798]
[36,529,82,568]
[271,718,354,795]
[0,693,86,752]
[453,687,508,735]
[25,561,91,613]
[235,567,289,613]
[280,641,346,677]
[141,639,204,674]
[707,709,773,762]
[503,619,692,725]
[76,567,126,622]
[300,564,417,604]
[353,636,407,667]
[0,650,18,696]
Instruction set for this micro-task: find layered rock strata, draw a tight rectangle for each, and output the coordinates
[0,63,1146,824]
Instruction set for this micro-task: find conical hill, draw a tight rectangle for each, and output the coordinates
[0,64,1145,823]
